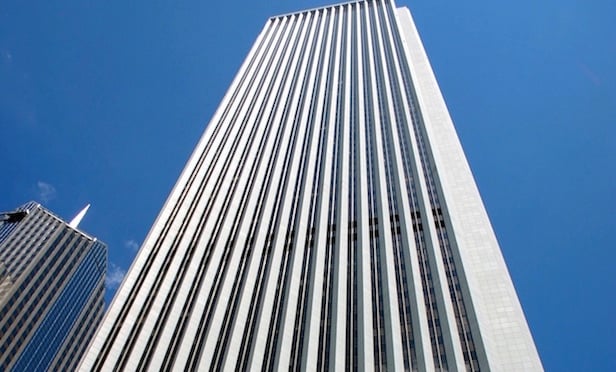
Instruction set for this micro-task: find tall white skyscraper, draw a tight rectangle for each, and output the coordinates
[80,0,541,370]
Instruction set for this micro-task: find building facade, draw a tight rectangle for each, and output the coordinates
[81,0,541,370]
[0,202,107,371]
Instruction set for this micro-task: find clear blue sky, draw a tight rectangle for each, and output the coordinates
[1,0,614,370]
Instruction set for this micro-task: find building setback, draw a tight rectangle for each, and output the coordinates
[0,202,107,371]
[80,0,542,370]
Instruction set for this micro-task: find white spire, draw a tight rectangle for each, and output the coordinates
[69,204,90,229]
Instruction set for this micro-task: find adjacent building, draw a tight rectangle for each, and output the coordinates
[0,202,106,371]
[80,0,542,370]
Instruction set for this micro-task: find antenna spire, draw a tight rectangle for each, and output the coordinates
[69,204,90,228]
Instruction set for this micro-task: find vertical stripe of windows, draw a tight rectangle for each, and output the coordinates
[385,2,480,369]
[90,17,283,370]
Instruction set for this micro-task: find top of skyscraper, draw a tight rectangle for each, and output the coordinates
[270,0,389,20]
[1,202,97,241]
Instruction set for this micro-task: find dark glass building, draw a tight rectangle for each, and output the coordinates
[0,202,107,371]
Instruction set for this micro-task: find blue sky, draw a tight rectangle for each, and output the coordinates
[1,0,614,370]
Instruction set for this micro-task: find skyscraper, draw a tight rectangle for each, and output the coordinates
[81,0,541,370]
[0,202,107,371]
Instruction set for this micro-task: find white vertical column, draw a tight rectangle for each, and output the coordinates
[395,6,542,371]
[377,3,434,370]
[245,10,332,370]
[203,10,313,371]
[361,2,405,370]
[79,17,280,372]
[356,3,375,370]
[333,4,351,370]
[169,15,297,370]
[220,11,325,370]
[393,6,466,372]
[302,7,338,371]
[150,15,302,372]
[272,10,327,370]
